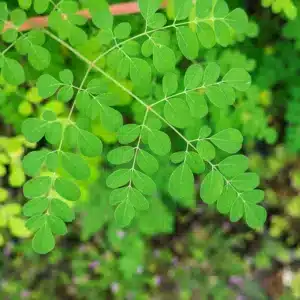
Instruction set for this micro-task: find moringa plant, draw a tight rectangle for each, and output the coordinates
[0,0,267,254]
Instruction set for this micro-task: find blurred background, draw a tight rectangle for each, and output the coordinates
[1,0,300,299]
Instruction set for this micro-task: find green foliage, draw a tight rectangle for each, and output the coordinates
[0,0,267,254]
[285,87,300,152]
[262,0,298,19]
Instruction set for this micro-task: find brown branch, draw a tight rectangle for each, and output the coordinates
[3,1,168,33]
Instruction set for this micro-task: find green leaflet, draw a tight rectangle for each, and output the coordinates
[114,22,131,39]
[23,176,51,198]
[130,58,152,86]
[118,124,141,144]
[106,169,131,189]
[169,162,194,206]
[203,63,220,85]
[110,187,149,210]
[136,149,159,175]
[3,29,18,43]
[184,64,204,90]
[209,128,243,153]
[164,98,191,128]
[46,152,59,172]
[214,0,229,18]
[132,170,157,195]
[214,20,232,47]
[54,177,80,201]
[163,73,178,96]
[197,140,216,161]
[176,26,199,60]
[114,200,135,227]
[23,197,48,217]
[200,169,224,204]
[43,110,56,121]
[22,150,49,176]
[87,0,113,29]
[78,129,103,157]
[33,0,49,14]
[138,0,162,23]
[148,129,171,156]
[242,190,264,204]
[186,92,208,119]
[153,45,176,73]
[48,215,67,235]
[1,58,25,86]
[199,125,212,138]
[148,13,166,29]
[61,152,90,180]
[217,185,237,215]
[218,155,249,178]
[223,68,251,91]
[58,86,74,103]
[231,172,260,191]
[32,221,55,254]
[28,45,51,70]
[50,198,75,222]
[196,0,213,18]
[37,70,74,102]
[9,8,26,26]
[37,74,61,98]
[170,152,185,164]
[225,8,248,34]
[186,152,205,174]
[111,187,149,227]
[107,146,135,165]
[45,122,62,145]
[173,0,193,20]
[196,22,216,48]
[0,3,8,31]
[100,105,123,132]
[205,84,235,108]
[26,215,47,232]
[59,69,73,84]
[244,204,267,229]
[230,198,244,222]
